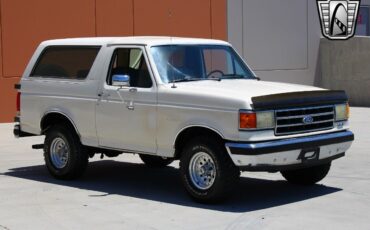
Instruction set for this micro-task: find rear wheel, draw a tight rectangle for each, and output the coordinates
[139,154,174,168]
[281,163,331,185]
[44,124,88,180]
[180,136,240,203]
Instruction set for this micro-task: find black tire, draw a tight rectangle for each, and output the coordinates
[139,154,174,167]
[281,163,331,185]
[180,136,240,203]
[44,124,88,180]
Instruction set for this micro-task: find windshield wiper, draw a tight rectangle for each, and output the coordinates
[219,74,261,80]
[220,74,247,79]
[202,78,222,81]
[171,77,203,83]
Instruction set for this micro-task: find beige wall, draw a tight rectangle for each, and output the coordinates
[320,37,370,107]
[227,0,322,85]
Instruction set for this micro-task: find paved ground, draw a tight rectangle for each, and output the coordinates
[0,107,369,230]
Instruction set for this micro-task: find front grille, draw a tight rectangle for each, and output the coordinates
[275,105,334,135]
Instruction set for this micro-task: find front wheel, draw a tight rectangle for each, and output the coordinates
[280,163,331,185]
[180,136,240,203]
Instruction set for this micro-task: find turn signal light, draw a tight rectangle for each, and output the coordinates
[239,110,275,130]
[346,103,350,119]
[239,112,257,129]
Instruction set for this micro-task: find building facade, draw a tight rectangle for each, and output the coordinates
[0,0,368,122]
[0,0,226,122]
[228,0,370,85]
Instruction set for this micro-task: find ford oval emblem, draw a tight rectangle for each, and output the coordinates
[302,115,314,124]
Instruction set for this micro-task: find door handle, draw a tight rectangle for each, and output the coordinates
[129,88,137,93]
[126,101,134,110]
[98,92,110,98]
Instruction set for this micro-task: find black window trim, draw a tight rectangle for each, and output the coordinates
[30,45,102,80]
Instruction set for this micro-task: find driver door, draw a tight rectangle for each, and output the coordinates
[95,46,157,153]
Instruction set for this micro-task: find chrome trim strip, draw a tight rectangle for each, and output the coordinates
[225,131,354,151]
[275,127,333,136]
[276,111,334,120]
[277,119,334,128]
[275,105,334,112]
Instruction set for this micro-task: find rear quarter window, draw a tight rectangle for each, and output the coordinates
[30,46,100,79]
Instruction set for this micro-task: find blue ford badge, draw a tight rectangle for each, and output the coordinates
[302,115,314,124]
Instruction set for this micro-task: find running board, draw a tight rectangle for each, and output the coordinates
[32,144,44,149]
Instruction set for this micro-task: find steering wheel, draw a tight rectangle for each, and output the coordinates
[207,70,225,78]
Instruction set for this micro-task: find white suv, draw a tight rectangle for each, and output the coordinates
[14,37,354,203]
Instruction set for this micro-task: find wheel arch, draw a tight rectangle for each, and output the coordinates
[174,125,225,159]
[40,111,80,137]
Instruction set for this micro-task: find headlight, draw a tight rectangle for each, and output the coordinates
[335,103,349,121]
[239,110,275,130]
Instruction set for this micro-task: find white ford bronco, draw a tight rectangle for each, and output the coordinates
[14,37,354,203]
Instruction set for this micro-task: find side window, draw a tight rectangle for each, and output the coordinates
[31,46,100,79]
[107,48,152,88]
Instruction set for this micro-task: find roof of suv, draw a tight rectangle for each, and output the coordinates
[40,36,230,47]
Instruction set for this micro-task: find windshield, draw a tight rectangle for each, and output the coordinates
[150,45,255,83]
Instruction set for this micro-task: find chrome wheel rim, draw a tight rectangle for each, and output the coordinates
[189,152,216,190]
[50,137,69,169]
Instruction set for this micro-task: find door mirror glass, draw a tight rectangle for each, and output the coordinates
[112,74,130,87]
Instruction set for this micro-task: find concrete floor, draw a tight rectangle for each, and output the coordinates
[0,107,369,230]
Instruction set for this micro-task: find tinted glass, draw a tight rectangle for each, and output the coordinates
[31,46,100,79]
[150,45,254,83]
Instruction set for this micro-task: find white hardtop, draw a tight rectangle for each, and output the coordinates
[39,36,230,47]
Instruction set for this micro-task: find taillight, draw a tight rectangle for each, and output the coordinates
[16,92,20,112]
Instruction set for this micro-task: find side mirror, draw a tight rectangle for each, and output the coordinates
[112,74,130,87]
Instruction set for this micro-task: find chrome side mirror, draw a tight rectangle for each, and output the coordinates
[112,74,130,87]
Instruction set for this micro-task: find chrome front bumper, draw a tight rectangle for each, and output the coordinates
[225,131,354,171]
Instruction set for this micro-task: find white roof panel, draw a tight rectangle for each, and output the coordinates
[40,36,230,47]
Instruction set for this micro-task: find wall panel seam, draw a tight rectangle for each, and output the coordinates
[0,0,3,78]
[210,0,213,38]
[95,0,97,36]
[132,0,135,35]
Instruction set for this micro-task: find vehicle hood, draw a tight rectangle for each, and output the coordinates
[167,79,323,98]
[159,79,324,110]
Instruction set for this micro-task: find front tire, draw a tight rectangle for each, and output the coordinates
[281,163,331,185]
[139,154,174,168]
[180,136,240,203]
[44,124,88,180]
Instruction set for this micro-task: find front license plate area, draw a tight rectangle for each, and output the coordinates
[297,147,320,163]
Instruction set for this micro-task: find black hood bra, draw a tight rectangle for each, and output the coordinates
[251,90,348,110]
